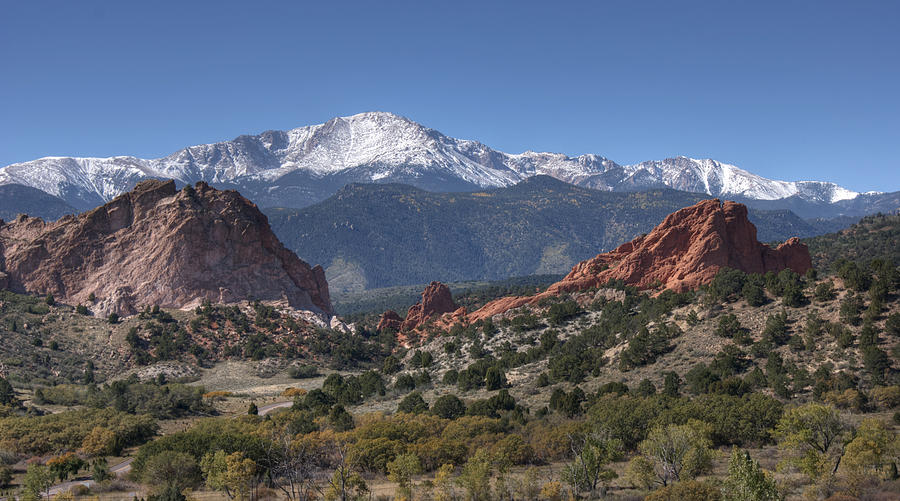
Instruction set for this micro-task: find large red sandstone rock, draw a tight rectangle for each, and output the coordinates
[377,281,458,332]
[0,180,332,316]
[465,199,811,323]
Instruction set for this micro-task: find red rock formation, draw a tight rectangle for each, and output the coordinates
[466,199,811,323]
[377,281,459,332]
[0,180,332,316]
[376,310,403,332]
[402,282,458,331]
[429,306,469,331]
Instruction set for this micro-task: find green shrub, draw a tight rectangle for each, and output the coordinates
[0,408,158,455]
[431,394,466,419]
[709,268,747,302]
[814,281,836,302]
[397,392,429,414]
[287,364,319,379]
[546,300,581,325]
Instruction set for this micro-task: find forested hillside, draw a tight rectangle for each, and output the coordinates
[804,212,900,271]
[269,178,845,292]
[0,184,76,221]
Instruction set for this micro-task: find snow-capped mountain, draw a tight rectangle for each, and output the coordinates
[608,157,860,204]
[0,111,867,210]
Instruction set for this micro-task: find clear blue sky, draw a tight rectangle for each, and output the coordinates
[1,1,898,192]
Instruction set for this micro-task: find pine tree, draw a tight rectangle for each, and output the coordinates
[722,448,782,500]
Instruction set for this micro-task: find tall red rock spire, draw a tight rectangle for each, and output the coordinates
[377,281,459,332]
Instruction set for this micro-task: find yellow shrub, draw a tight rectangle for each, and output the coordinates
[540,481,563,501]
[870,386,900,410]
[281,387,307,398]
[56,491,76,501]
[644,480,722,501]
[80,426,116,457]
[822,389,860,409]
[203,391,232,400]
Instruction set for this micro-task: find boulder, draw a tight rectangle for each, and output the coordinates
[377,310,403,332]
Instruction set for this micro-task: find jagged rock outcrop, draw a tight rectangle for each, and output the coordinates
[0,180,332,316]
[402,282,458,331]
[464,199,811,323]
[546,199,812,293]
[377,281,458,332]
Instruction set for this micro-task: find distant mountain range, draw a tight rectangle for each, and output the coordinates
[2,112,895,216]
[266,177,849,293]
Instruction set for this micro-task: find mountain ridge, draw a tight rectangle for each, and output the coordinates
[266,178,846,292]
[0,112,879,211]
[0,183,77,221]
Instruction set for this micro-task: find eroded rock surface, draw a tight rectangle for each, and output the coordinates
[0,180,332,316]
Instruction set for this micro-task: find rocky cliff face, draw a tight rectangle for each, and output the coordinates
[0,180,332,316]
[377,281,460,333]
[547,199,812,294]
[464,199,812,323]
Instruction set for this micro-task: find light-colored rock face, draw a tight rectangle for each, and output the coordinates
[462,199,812,324]
[0,180,332,316]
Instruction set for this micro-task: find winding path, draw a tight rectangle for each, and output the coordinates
[257,400,293,415]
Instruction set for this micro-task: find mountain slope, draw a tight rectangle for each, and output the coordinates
[1,112,876,211]
[803,212,900,271]
[739,190,900,219]
[0,184,76,221]
[402,198,812,328]
[267,178,834,292]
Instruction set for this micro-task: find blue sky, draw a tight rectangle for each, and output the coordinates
[1,1,898,192]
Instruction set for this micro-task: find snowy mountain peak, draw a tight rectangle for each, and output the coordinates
[618,156,860,203]
[0,112,863,210]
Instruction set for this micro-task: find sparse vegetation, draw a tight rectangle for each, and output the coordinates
[0,236,897,500]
